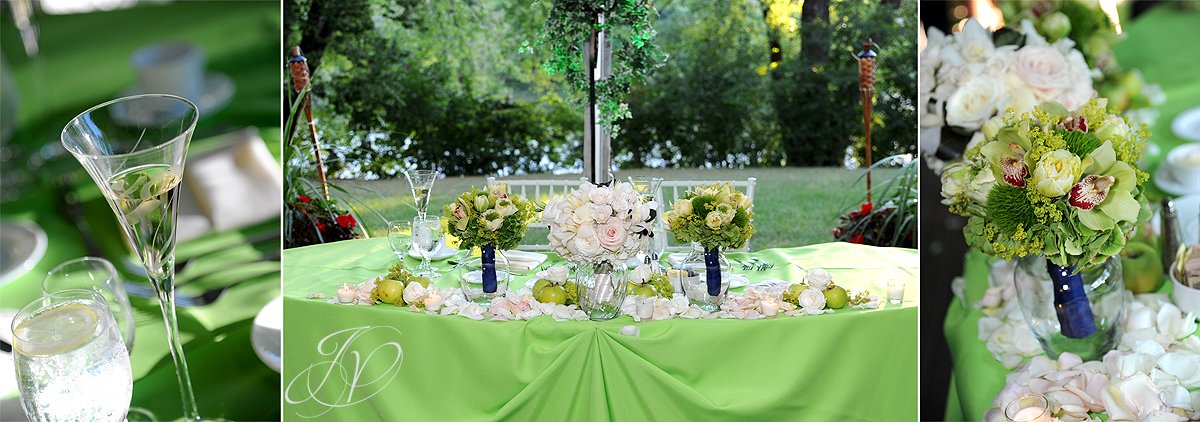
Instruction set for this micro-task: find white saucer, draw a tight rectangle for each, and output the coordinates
[120,72,235,117]
[1155,165,1200,196]
[408,245,458,261]
[251,296,282,373]
[0,221,47,287]
[1172,107,1200,142]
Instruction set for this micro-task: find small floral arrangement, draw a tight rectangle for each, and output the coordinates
[920,18,1094,174]
[781,268,850,312]
[941,99,1150,270]
[444,184,536,250]
[662,183,755,250]
[531,265,579,306]
[286,194,360,247]
[627,265,673,299]
[541,181,656,264]
[369,262,428,306]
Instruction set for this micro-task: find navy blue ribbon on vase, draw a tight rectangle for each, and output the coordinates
[1047,260,1096,339]
[482,245,498,293]
[704,247,722,296]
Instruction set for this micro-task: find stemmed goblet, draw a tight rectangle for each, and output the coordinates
[411,216,443,278]
[61,94,201,420]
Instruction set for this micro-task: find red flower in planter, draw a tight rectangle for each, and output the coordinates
[860,202,873,215]
[336,213,357,228]
[850,234,866,244]
[316,221,326,232]
[298,195,312,204]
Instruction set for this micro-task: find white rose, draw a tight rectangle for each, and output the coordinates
[1002,73,1038,116]
[1031,149,1082,197]
[630,265,653,286]
[798,288,827,312]
[720,210,735,225]
[474,195,490,212]
[592,204,612,224]
[945,76,1005,130]
[1010,44,1094,110]
[541,199,563,225]
[588,187,612,205]
[940,162,971,204]
[402,281,427,305]
[1095,116,1131,143]
[598,220,628,252]
[675,198,693,216]
[805,268,833,291]
[536,265,570,285]
[704,211,723,230]
[571,225,602,258]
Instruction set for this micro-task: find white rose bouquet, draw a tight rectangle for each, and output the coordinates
[541,181,656,265]
[921,18,1095,174]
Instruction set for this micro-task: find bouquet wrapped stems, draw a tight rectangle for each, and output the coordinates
[704,248,722,296]
[482,245,498,294]
[1048,261,1097,339]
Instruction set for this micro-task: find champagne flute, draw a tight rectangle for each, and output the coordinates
[628,176,664,264]
[42,257,135,353]
[411,216,443,278]
[404,169,438,219]
[13,289,132,422]
[61,94,201,420]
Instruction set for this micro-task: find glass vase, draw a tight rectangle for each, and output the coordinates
[1013,255,1126,360]
[458,246,509,305]
[679,243,732,312]
[575,261,627,321]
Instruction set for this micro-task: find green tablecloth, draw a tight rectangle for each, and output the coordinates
[281,238,918,420]
[941,6,1200,420]
[1,2,281,420]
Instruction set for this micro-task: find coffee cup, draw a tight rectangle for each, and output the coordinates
[1166,144,1200,189]
[130,42,206,103]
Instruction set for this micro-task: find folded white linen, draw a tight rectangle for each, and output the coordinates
[184,128,282,232]
[497,250,547,272]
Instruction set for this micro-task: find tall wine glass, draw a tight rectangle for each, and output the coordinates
[43,257,135,353]
[61,94,200,420]
[404,169,438,219]
[387,220,411,262]
[12,289,132,422]
[411,216,443,278]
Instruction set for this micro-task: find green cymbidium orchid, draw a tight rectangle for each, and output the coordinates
[981,123,1033,188]
[1068,141,1140,230]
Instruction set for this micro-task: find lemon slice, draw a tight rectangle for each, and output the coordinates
[13,303,99,357]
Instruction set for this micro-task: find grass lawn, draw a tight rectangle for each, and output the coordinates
[330,167,900,252]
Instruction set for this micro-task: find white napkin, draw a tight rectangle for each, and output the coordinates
[497,250,547,272]
[184,128,282,232]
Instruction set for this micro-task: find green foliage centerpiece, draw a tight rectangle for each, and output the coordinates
[664,183,755,309]
[941,98,1149,343]
[444,184,536,298]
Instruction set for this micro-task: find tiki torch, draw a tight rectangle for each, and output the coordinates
[855,40,877,204]
[289,46,331,201]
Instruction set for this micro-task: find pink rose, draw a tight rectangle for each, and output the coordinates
[598,221,627,251]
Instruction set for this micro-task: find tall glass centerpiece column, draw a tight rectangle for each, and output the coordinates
[61,94,201,420]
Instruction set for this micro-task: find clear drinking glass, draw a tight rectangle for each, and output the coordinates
[404,169,438,219]
[43,257,135,353]
[60,94,200,420]
[411,216,443,278]
[387,220,412,262]
[12,289,132,422]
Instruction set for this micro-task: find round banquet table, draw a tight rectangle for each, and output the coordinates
[941,5,1200,420]
[281,238,918,420]
[0,2,282,420]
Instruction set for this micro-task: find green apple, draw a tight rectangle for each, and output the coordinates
[824,286,848,309]
[633,285,657,298]
[410,276,431,288]
[376,280,405,305]
[1121,242,1164,294]
[535,285,567,305]
[532,279,551,296]
[782,284,807,304]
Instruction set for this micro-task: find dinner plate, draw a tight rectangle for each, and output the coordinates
[1172,106,1200,142]
[0,221,47,287]
[251,296,282,373]
[1155,165,1200,196]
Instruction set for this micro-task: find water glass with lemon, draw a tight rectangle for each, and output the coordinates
[12,289,132,421]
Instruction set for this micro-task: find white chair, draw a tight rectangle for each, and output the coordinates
[486,176,587,251]
[656,178,757,252]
